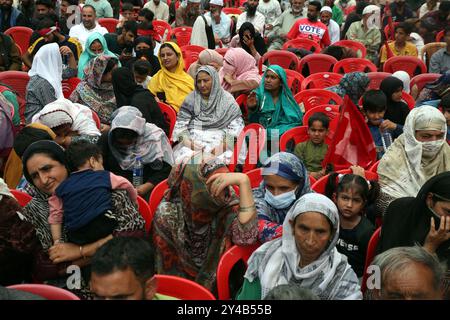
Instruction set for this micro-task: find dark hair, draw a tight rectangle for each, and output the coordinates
[439,1,450,13]
[35,0,54,8]
[308,0,322,11]
[139,8,154,22]
[308,112,330,129]
[441,92,450,110]
[37,17,56,30]
[362,90,387,112]
[91,237,155,282]
[122,2,134,12]
[133,59,152,75]
[322,45,344,60]
[395,22,412,34]
[13,127,53,157]
[65,140,102,172]
[325,173,380,207]
[104,58,118,75]
[112,128,139,141]
[123,20,138,36]
[160,42,178,57]
[82,4,96,14]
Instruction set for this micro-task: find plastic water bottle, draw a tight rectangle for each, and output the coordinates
[381,131,393,152]
[133,156,143,187]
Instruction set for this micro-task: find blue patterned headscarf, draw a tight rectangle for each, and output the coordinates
[327,72,369,105]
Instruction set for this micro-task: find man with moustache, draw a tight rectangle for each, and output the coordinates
[0,0,27,32]
[174,0,201,27]
[236,0,265,34]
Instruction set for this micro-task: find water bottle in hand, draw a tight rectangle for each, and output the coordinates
[133,156,143,187]
[381,131,393,152]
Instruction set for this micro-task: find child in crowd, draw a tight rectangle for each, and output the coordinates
[325,172,379,279]
[48,141,138,245]
[294,112,329,180]
[380,22,418,67]
[362,90,403,159]
[440,93,450,143]
[133,59,152,88]
[116,2,136,32]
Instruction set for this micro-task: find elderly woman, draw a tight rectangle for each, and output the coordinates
[237,193,362,300]
[219,48,262,96]
[70,55,118,131]
[31,99,101,148]
[149,42,194,112]
[326,72,370,105]
[187,49,223,79]
[173,66,244,164]
[152,153,258,292]
[253,152,312,243]
[247,65,303,138]
[97,106,174,198]
[377,106,450,214]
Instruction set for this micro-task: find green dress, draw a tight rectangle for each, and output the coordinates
[294,140,328,173]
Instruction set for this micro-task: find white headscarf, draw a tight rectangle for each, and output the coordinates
[244,193,362,300]
[378,105,450,198]
[28,43,63,99]
[0,178,13,202]
[392,71,411,94]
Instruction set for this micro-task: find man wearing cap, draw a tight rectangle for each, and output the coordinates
[144,0,170,22]
[236,0,265,34]
[205,0,231,46]
[346,4,381,64]
[324,0,343,25]
[320,6,340,44]
[174,0,201,27]
[69,5,108,49]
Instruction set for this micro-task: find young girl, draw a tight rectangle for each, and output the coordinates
[325,173,379,279]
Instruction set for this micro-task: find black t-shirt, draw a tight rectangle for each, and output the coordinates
[336,217,375,278]
[104,33,123,56]
[27,35,82,61]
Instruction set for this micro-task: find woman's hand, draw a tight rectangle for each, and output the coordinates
[48,242,82,264]
[59,46,73,57]
[242,34,255,49]
[206,172,249,197]
[183,138,204,151]
[350,165,366,178]
[223,74,234,84]
[424,216,450,253]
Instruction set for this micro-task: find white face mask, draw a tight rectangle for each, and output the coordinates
[264,188,297,209]
[422,140,444,157]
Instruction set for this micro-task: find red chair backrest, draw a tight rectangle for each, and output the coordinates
[61,77,81,99]
[311,169,379,194]
[366,72,392,90]
[215,47,229,57]
[158,102,177,140]
[152,19,172,40]
[302,104,340,126]
[0,71,30,100]
[8,284,80,300]
[410,73,441,93]
[383,56,427,78]
[148,179,169,220]
[333,40,367,58]
[284,69,304,94]
[294,89,343,113]
[361,227,381,294]
[216,244,260,300]
[229,124,266,173]
[402,91,415,110]
[10,189,32,206]
[181,44,205,70]
[98,18,119,33]
[155,274,216,300]
[383,22,400,40]
[282,38,321,53]
[172,27,193,47]
[333,58,377,74]
[245,168,263,189]
[258,50,299,74]
[235,94,248,120]
[4,26,33,54]
[222,7,243,14]
[368,160,379,173]
[301,72,343,90]
[137,195,153,233]
[279,126,309,151]
[90,110,101,130]
[436,29,444,42]
[298,53,337,75]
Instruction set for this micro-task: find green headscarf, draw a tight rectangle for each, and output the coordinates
[250,65,303,138]
[77,32,118,79]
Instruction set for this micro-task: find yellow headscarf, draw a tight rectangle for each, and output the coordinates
[148,42,194,112]
[3,123,56,189]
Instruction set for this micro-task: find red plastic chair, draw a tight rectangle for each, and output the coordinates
[298,53,337,75]
[228,123,266,173]
[368,160,379,173]
[284,69,304,94]
[216,244,260,300]
[10,189,32,206]
[215,47,229,57]
[148,179,169,219]
[258,50,299,74]
[301,72,343,90]
[61,77,81,99]
[98,18,119,33]
[436,29,444,42]
[158,102,177,140]
[294,89,343,113]
[172,27,193,47]
[361,227,381,294]
[383,56,427,78]
[235,93,248,120]
[152,19,172,41]
[282,38,321,53]
[0,71,30,100]
[279,126,309,151]
[222,7,243,14]
[302,104,340,125]
[245,168,263,189]
[333,58,377,74]
[343,5,356,16]
[137,195,153,233]
[90,110,101,130]
[155,274,216,300]
[8,284,80,300]
[181,44,205,70]
[366,72,392,90]
[402,91,416,110]
[333,40,367,58]
[410,73,441,93]
[4,26,33,54]
[311,169,379,194]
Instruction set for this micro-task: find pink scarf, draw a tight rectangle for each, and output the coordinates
[219,48,261,91]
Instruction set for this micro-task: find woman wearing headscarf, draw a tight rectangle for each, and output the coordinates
[416,71,450,107]
[326,71,369,105]
[77,32,118,79]
[187,49,223,79]
[111,67,169,136]
[125,36,161,77]
[247,65,303,139]
[25,43,64,124]
[377,106,450,214]
[148,42,195,112]
[237,193,362,300]
[152,153,258,292]
[0,93,14,168]
[70,55,118,130]
[31,98,101,147]
[380,76,410,127]
[252,152,312,243]
[173,66,244,164]
[229,22,267,64]
[219,47,262,96]
[97,106,174,198]
[392,70,411,94]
